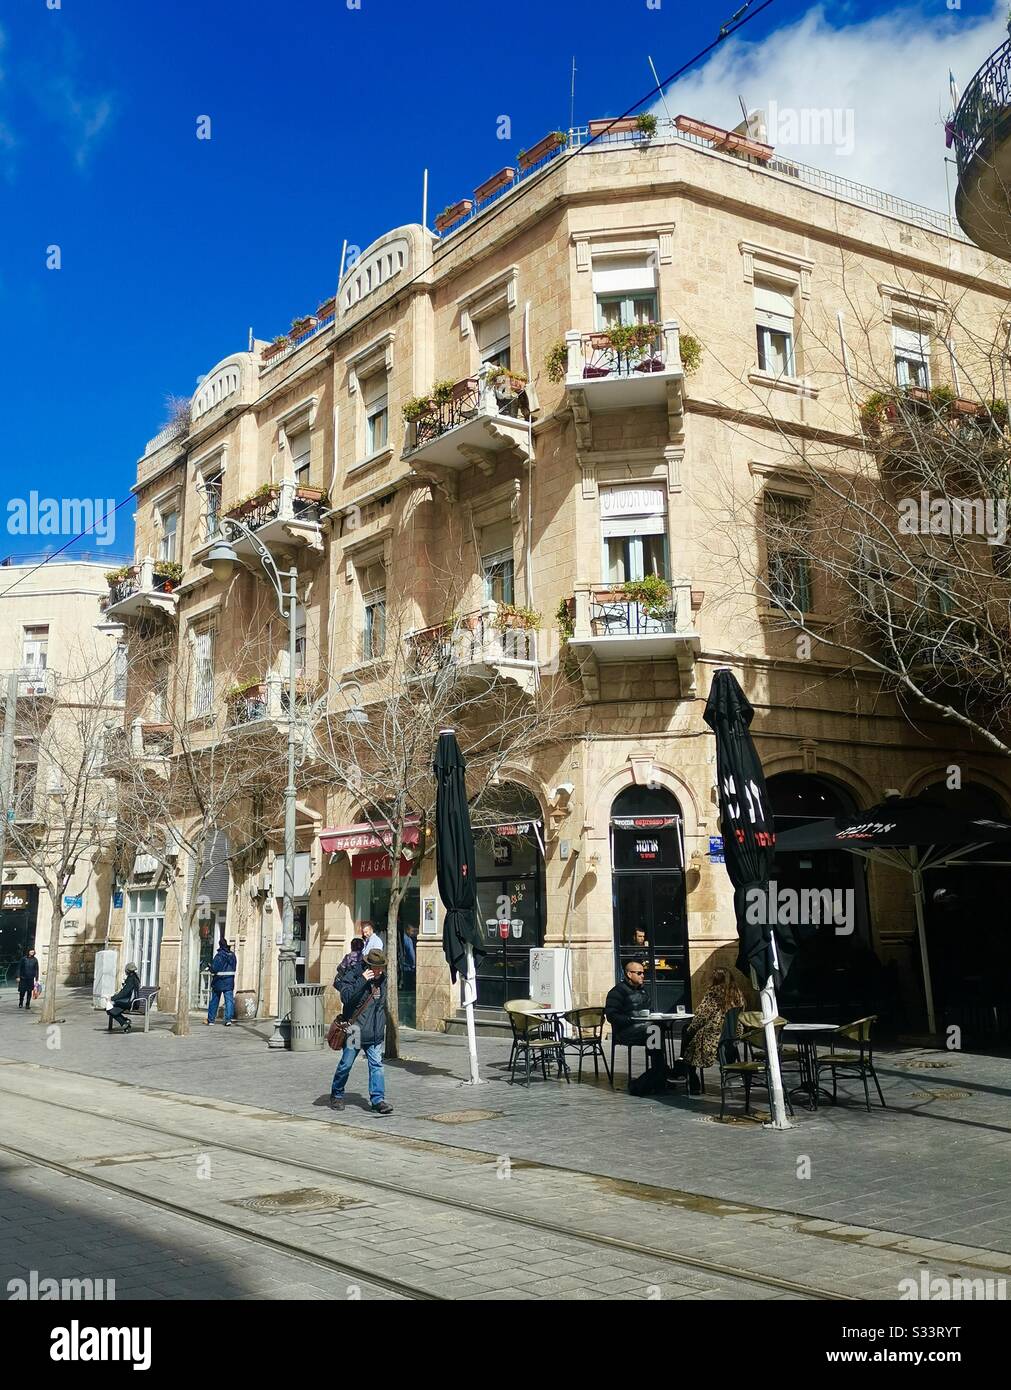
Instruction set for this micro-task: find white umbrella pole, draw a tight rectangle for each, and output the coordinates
[910,850,938,1036]
[461,945,484,1086]
[760,975,795,1130]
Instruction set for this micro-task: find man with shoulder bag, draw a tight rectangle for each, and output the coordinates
[327,950,393,1115]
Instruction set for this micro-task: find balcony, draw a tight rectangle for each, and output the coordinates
[952,37,1011,256]
[403,372,533,474]
[14,667,57,701]
[221,480,327,563]
[860,387,1008,473]
[225,673,320,733]
[101,558,180,623]
[563,321,685,447]
[406,606,538,694]
[565,581,701,701]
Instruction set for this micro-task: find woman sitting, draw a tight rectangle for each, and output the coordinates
[682,967,747,1095]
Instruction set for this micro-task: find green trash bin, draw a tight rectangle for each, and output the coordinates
[289,984,326,1051]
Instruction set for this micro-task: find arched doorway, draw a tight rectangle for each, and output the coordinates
[768,772,880,1024]
[921,781,1011,1046]
[610,786,690,1010]
[471,785,546,1008]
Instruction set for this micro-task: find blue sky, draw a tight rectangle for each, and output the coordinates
[0,0,1005,562]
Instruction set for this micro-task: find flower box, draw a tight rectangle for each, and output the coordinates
[262,340,288,361]
[517,131,567,171]
[583,365,611,379]
[315,297,336,320]
[633,357,665,374]
[588,117,639,137]
[474,167,515,202]
[435,199,473,233]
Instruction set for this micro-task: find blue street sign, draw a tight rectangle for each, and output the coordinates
[63,894,83,909]
[708,836,725,863]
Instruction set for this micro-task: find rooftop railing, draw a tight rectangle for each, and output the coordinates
[259,312,336,374]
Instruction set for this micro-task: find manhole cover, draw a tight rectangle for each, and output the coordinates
[910,1089,973,1100]
[425,1109,502,1124]
[230,1188,366,1214]
[898,1060,953,1070]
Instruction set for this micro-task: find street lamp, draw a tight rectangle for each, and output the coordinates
[202,520,300,1051]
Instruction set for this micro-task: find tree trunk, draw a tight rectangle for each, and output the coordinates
[40,890,63,1026]
[174,899,194,1037]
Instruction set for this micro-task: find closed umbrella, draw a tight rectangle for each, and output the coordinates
[434,728,485,1085]
[776,795,1011,1034]
[703,668,794,1129]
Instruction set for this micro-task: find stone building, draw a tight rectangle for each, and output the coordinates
[0,558,128,991]
[108,112,1011,1038]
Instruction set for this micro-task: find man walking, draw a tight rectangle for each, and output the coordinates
[206,938,237,1026]
[329,950,393,1115]
[359,919,384,958]
[16,948,39,1009]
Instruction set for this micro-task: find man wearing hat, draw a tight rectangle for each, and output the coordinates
[106,962,142,1032]
[329,950,392,1115]
[207,937,238,1026]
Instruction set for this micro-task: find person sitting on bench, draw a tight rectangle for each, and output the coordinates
[106,963,141,1032]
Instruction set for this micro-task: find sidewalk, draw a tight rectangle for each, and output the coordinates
[2,989,1010,1256]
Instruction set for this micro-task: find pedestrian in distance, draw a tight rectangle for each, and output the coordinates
[329,949,393,1115]
[206,938,237,1026]
[16,948,39,1009]
[360,919,384,958]
[334,936,364,1003]
[106,963,141,1033]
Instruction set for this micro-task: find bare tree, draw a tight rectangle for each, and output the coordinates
[112,625,292,1035]
[0,651,121,1025]
[310,591,575,1058]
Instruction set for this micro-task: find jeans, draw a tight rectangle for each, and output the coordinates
[330,1042,385,1105]
[208,986,235,1024]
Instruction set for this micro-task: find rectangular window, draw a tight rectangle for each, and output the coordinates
[191,628,215,717]
[22,626,49,672]
[599,486,668,584]
[294,605,307,674]
[893,324,931,389]
[289,429,311,487]
[593,256,658,328]
[126,890,165,988]
[13,742,38,820]
[203,472,223,541]
[481,520,515,604]
[477,310,511,370]
[113,643,128,702]
[362,372,389,454]
[363,590,386,661]
[158,509,178,563]
[755,282,796,377]
[764,493,812,612]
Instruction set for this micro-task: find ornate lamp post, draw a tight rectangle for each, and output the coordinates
[204,524,299,1050]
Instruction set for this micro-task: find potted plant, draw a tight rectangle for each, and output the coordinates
[545,339,569,384]
[316,296,336,319]
[491,603,541,631]
[485,365,528,396]
[152,560,183,590]
[555,597,575,641]
[263,335,289,360]
[680,332,702,376]
[474,167,516,203]
[105,564,135,585]
[620,574,673,618]
[517,130,567,172]
[402,394,433,423]
[431,379,456,405]
[434,200,473,233]
[290,315,315,336]
[635,112,658,139]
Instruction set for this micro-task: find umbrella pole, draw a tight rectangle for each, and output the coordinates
[760,976,795,1131]
[461,945,484,1086]
[910,851,937,1036]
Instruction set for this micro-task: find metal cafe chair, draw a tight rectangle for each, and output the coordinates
[719,1010,794,1120]
[816,1015,886,1111]
[506,1009,569,1087]
[562,1006,612,1084]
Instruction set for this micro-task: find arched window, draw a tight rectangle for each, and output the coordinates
[471,784,545,1009]
[610,785,689,1009]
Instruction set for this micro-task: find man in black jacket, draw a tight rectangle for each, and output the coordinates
[106,964,141,1032]
[16,949,39,1009]
[329,951,393,1115]
[605,960,665,1083]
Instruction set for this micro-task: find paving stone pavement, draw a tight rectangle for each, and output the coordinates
[0,990,1009,1300]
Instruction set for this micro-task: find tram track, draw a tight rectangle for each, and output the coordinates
[0,1082,859,1300]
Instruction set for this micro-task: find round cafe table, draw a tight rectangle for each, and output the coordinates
[782,1022,838,1110]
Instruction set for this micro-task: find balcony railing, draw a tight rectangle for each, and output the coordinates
[952,38,1011,178]
[226,674,320,729]
[410,375,529,451]
[567,323,673,382]
[407,608,537,675]
[101,558,180,620]
[15,666,56,699]
[223,482,328,532]
[588,594,678,637]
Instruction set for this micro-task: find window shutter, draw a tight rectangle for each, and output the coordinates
[477,310,510,357]
[289,429,310,468]
[893,325,929,357]
[480,519,513,558]
[362,372,388,408]
[592,256,657,294]
[755,283,795,330]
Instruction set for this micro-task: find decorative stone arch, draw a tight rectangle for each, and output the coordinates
[587,758,703,846]
[761,752,875,811]
[903,764,1011,810]
[481,764,548,824]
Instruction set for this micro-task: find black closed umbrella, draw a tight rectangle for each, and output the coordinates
[434,729,485,1084]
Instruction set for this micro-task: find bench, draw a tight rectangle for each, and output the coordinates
[106,985,159,1033]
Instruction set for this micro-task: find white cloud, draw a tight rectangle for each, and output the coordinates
[654,3,1007,212]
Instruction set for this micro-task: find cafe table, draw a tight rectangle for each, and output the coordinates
[781,1022,838,1110]
[634,1011,695,1077]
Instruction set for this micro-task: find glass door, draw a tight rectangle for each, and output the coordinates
[126,890,164,988]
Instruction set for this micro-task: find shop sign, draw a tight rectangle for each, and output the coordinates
[1,887,30,912]
[351,851,414,880]
[600,486,665,518]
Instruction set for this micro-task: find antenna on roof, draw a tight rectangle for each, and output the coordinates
[569,56,577,131]
[422,168,429,232]
[647,55,673,126]
[248,326,253,352]
[738,94,749,125]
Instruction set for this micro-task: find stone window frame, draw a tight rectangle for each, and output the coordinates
[878,284,949,392]
[191,442,229,545]
[457,266,519,341]
[741,241,818,397]
[345,332,395,468]
[466,479,522,611]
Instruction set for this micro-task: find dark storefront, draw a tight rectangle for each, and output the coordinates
[0,885,39,988]
[472,787,546,1009]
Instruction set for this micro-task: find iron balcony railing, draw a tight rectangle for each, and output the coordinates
[952,38,1011,177]
[260,311,337,374]
[407,609,537,673]
[588,595,678,637]
[223,483,328,533]
[576,324,666,379]
[15,666,56,699]
[411,375,529,450]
